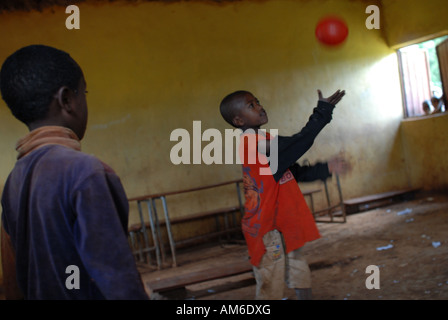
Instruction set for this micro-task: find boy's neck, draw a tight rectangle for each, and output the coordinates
[242,127,266,136]
[28,119,66,132]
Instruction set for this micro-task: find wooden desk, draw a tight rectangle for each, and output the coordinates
[128,179,244,269]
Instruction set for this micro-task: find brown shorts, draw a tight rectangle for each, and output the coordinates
[252,230,311,300]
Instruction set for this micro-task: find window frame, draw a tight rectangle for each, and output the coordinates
[396,34,448,119]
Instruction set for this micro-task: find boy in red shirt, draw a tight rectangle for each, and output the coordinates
[220,89,348,299]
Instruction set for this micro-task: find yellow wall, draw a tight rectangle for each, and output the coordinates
[0,0,405,218]
[401,114,448,190]
[382,0,448,192]
[382,0,448,48]
[1,0,447,283]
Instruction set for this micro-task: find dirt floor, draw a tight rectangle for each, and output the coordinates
[1,191,446,301]
[139,191,448,300]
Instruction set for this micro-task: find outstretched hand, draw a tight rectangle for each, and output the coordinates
[318,89,346,106]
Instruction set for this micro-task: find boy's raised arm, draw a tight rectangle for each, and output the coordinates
[318,89,345,105]
[271,89,345,182]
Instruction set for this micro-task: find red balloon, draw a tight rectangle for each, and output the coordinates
[315,16,348,46]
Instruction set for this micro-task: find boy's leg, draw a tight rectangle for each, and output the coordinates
[252,230,285,300]
[285,247,313,300]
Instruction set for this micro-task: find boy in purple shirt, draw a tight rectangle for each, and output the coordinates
[0,45,148,299]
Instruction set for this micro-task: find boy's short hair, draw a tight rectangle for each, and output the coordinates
[0,44,83,125]
[219,90,250,128]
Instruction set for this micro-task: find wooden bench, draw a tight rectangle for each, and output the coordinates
[302,174,347,223]
[128,179,244,269]
[143,251,361,299]
[343,187,420,214]
[144,259,253,298]
[129,206,240,236]
[128,176,348,270]
[129,186,332,266]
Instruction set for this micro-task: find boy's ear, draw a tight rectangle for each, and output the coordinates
[55,86,74,113]
[232,115,244,127]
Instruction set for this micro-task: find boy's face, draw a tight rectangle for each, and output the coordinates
[431,97,439,108]
[233,92,268,130]
[70,77,88,140]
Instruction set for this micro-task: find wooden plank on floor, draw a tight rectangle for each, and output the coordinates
[146,260,253,293]
[343,188,420,214]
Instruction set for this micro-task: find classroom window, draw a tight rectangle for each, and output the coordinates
[398,35,448,118]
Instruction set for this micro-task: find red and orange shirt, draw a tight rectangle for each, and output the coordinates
[240,132,321,267]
